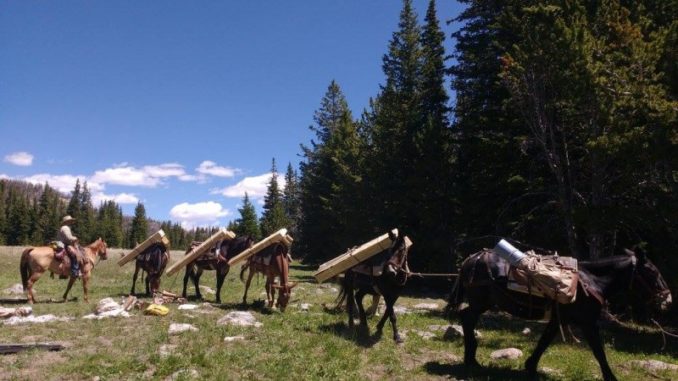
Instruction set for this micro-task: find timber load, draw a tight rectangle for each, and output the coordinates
[313,229,400,283]
[166,228,236,276]
[227,228,291,266]
[118,230,170,267]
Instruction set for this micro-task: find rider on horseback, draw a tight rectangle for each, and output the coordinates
[57,215,81,278]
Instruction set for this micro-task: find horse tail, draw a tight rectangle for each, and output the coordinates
[20,248,32,291]
[239,261,250,283]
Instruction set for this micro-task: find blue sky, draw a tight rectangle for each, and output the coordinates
[1,1,463,228]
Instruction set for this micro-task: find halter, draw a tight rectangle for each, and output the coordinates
[629,256,670,308]
[386,243,411,286]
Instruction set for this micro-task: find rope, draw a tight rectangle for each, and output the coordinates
[406,271,458,278]
[651,319,678,351]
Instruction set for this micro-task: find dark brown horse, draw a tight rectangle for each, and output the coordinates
[239,242,296,311]
[20,238,108,303]
[131,242,169,296]
[449,248,672,381]
[337,230,412,344]
[181,236,253,303]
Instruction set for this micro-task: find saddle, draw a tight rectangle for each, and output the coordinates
[508,252,579,304]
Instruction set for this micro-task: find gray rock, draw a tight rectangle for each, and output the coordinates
[223,335,246,342]
[164,369,199,381]
[443,324,482,340]
[168,323,198,335]
[217,311,262,327]
[490,348,523,360]
[413,302,439,310]
[158,344,177,358]
[522,327,531,335]
[3,283,24,295]
[630,360,678,372]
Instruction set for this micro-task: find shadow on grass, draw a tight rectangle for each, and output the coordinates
[214,299,276,315]
[319,321,386,348]
[289,264,316,272]
[424,362,559,381]
[0,297,29,304]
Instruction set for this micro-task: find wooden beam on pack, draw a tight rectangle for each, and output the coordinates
[118,230,170,267]
[165,229,236,276]
[313,229,400,283]
[227,229,289,266]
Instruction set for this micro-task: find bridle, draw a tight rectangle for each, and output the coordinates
[629,256,671,309]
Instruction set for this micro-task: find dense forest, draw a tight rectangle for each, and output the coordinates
[1,1,675,288]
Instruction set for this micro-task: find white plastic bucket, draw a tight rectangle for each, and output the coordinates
[494,239,526,266]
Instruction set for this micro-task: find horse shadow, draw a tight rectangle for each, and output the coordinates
[318,321,382,348]
[213,299,276,315]
[289,264,316,272]
[423,361,559,381]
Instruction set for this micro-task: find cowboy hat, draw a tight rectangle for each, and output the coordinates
[61,215,76,224]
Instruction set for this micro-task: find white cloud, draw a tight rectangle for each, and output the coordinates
[142,163,186,178]
[22,174,102,194]
[92,192,139,205]
[196,161,239,178]
[4,152,34,166]
[213,172,286,199]
[91,166,160,187]
[0,174,9,180]
[170,201,230,228]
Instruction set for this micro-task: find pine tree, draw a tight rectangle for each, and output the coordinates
[260,159,288,236]
[78,181,96,242]
[282,163,300,236]
[0,181,6,245]
[234,193,261,240]
[128,202,149,248]
[66,179,82,220]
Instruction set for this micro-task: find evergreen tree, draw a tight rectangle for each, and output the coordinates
[234,193,261,240]
[0,181,6,245]
[128,202,149,248]
[66,179,82,220]
[78,181,96,242]
[282,163,300,237]
[33,183,59,244]
[260,159,288,236]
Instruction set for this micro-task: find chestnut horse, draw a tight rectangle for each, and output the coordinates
[449,248,672,381]
[20,238,108,303]
[182,236,254,303]
[239,242,296,311]
[131,242,169,296]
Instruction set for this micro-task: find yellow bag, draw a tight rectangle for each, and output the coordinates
[144,304,169,316]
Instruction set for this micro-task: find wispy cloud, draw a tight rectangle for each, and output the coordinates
[91,166,162,187]
[4,151,34,166]
[22,174,102,194]
[212,172,286,199]
[92,192,139,205]
[196,161,239,178]
[169,201,230,228]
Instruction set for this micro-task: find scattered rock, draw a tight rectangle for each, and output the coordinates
[490,348,523,360]
[158,344,177,359]
[83,298,130,319]
[0,306,32,319]
[178,304,198,310]
[522,327,531,335]
[92,376,101,381]
[315,289,324,295]
[413,330,436,340]
[164,368,199,381]
[443,324,481,340]
[393,306,410,314]
[427,324,451,332]
[630,360,678,372]
[217,311,262,327]
[168,323,198,335]
[4,314,72,325]
[199,286,216,295]
[223,335,246,342]
[413,303,439,310]
[298,303,311,311]
[3,283,24,295]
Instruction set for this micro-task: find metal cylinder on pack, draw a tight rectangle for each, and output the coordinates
[494,239,527,266]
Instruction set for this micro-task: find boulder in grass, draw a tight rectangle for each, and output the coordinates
[490,348,523,360]
[630,360,678,372]
[168,323,198,335]
[443,324,482,340]
[413,303,439,311]
[3,283,24,295]
[217,311,262,327]
[223,335,246,342]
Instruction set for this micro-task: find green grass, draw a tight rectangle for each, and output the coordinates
[0,246,675,380]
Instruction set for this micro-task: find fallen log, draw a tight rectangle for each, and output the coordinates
[0,343,65,355]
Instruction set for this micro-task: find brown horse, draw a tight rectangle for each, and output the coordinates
[239,242,296,311]
[20,238,108,303]
[131,242,169,296]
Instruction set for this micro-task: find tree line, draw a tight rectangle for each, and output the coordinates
[293,0,677,287]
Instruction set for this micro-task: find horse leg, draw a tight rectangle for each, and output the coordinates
[81,272,91,303]
[242,268,255,305]
[580,323,617,381]
[366,294,380,317]
[26,271,43,304]
[131,264,140,296]
[182,265,193,298]
[384,295,403,344]
[194,268,203,300]
[460,305,482,368]
[355,288,369,327]
[266,276,274,308]
[524,313,560,378]
[62,276,77,301]
[145,271,151,296]
[215,266,229,304]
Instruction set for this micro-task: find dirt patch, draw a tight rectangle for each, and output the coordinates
[403,349,461,371]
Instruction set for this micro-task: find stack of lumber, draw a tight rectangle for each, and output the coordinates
[118,230,170,266]
[227,228,290,266]
[313,229,399,283]
[166,228,236,276]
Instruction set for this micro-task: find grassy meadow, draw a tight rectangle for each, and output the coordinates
[0,246,675,380]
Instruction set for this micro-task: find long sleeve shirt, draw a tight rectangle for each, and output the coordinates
[57,225,78,244]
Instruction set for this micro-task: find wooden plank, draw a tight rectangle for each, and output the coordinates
[0,343,65,355]
[166,228,235,276]
[227,229,288,266]
[313,229,399,283]
[118,230,169,266]
[282,234,294,247]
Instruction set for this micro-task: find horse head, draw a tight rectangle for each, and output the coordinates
[386,230,411,282]
[273,282,297,312]
[627,248,672,312]
[93,238,108,260]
